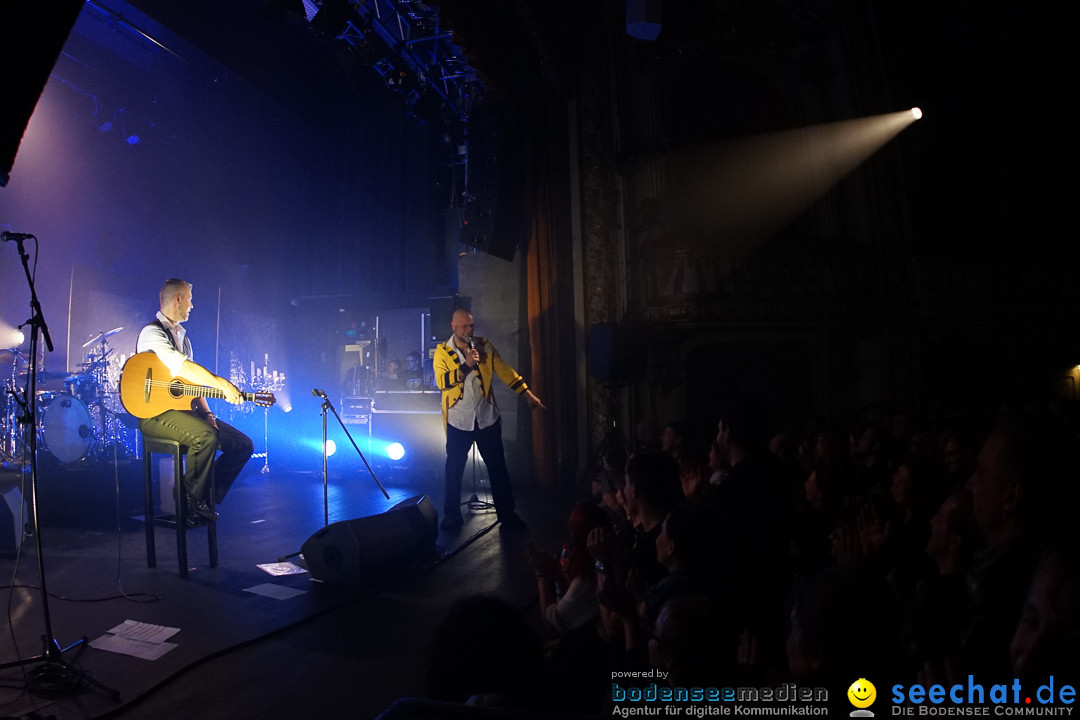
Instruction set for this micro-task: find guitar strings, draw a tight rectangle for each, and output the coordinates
[141,379,231,398]
[139,378,261,400]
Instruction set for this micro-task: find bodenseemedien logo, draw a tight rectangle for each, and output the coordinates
[609,677,830,715]
[849,678,877,717]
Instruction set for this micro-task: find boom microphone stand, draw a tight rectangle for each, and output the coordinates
[0,232,119,700]
[276,389,389,563]
[311,388,389,527]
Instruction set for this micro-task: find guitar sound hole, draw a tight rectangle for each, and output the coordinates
[169,381,185,399]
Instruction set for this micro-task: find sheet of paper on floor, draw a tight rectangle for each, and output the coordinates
[244,582,307,600]
[89,620,181,661]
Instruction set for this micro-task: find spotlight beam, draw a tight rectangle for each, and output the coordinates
[672,108,922,255]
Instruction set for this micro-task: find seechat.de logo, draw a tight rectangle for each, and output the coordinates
[849,678,878,717]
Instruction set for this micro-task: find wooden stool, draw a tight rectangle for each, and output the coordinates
[142,437,218,577]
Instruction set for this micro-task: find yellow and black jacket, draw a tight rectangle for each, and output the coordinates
[433,336,528,432]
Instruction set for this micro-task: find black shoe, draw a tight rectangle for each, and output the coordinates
[498,512,527,531]
[440,514,464,532]
[188,497,219,522]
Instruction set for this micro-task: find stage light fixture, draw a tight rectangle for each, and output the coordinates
[387,442,405,461]
[911,107,923,120]
[14,329,25,347]
[324,439,337,457]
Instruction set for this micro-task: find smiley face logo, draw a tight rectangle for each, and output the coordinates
[847,678,877,709]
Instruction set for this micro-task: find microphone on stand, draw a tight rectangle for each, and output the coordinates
[1,232,34,242]
[312,388,327,399]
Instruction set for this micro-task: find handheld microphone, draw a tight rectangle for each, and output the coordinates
[1,232,34,242]
[467,338,474,350]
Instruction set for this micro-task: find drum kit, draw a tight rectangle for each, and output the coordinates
[1,327,138,467]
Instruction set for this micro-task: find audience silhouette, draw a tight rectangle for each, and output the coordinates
[410,393,1079,717]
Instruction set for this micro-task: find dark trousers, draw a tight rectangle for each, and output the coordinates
[444,419,515,520]
[140,410,254,503]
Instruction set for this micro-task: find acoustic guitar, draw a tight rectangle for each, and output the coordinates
[120,352,276,418]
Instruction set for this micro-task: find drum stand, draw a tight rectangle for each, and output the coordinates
[0,235,118,702]
[1,370,20,466]
[80,328,136,462]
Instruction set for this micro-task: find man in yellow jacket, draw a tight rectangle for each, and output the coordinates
[433,308,544,531]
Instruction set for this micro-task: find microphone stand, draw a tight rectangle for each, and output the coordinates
[462,339,493,512]
[313,389,389,527]
[0,235,119,701]
[276,389,390,564]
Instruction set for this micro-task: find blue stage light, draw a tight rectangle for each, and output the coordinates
[324,439,337,457]
[387,442,405,461]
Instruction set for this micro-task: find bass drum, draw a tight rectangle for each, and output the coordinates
[39,394,91,463]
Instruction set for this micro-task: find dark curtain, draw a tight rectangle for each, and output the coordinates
[524,87,575,489]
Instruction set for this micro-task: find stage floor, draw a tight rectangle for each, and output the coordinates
[0,458,572,720]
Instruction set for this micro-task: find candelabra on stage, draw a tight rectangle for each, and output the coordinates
[231,353,285,473]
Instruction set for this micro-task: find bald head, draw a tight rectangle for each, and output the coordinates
[450,309,474,346]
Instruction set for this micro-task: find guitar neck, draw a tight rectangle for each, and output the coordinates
[183,384,256,404]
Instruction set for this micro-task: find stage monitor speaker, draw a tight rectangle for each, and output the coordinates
[457,110,526,262]
[301,494,437,586]
[429,295,467,343]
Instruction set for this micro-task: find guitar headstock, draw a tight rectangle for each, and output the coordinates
[254,392,277,408]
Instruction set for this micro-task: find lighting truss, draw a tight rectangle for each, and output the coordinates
[333,0,484,122]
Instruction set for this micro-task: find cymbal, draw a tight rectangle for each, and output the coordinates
[82,327,123,348]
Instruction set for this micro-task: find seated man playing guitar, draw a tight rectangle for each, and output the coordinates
[135,278,254,522]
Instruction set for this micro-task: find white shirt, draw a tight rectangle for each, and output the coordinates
[136,311,190,377]
[544,574,599,633]
[444,335,500,432]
